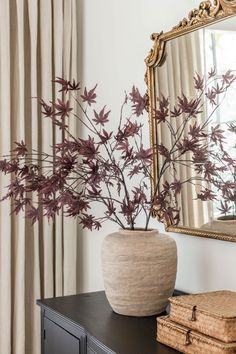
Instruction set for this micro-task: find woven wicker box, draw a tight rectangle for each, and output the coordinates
[169,291,236,343]
[157,316,236,354]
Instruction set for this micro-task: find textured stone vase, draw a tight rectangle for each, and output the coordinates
[101,229,177,316]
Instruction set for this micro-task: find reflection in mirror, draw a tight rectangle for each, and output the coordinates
[153,17,236,236]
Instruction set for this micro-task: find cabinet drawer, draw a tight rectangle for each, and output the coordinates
[44,317,80,354]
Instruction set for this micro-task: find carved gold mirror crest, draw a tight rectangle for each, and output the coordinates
[146,0,236,242]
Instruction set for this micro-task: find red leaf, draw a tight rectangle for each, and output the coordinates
[54,99,73,119]
[81,85,97,106]
[93,106,110,126]
[12,141,28,157]
[26,206,40,224]
[129,86,147,116]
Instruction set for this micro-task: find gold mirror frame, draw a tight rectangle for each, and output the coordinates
[145,0,236,243]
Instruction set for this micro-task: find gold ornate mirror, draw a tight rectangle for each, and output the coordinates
[146,0,236,242]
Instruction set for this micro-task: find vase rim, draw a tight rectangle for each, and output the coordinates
[213,218,236,224]
[118,228,159,235]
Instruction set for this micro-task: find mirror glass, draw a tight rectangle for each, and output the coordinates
[153,17,236,236]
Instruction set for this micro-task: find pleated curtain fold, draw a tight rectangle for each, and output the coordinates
[0,1,78,353]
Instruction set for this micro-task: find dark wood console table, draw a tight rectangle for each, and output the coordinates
[37,291,181,354]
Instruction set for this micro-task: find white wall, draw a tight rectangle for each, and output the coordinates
[77,0,236,294]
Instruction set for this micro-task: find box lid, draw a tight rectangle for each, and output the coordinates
[169,291,236,319]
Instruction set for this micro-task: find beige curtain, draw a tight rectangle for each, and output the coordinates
[0,1,78,354]
[155,31,210,228]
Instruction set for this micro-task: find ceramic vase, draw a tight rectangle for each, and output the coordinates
[101,229,177,316]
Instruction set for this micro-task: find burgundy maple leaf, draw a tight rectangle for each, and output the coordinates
[219,181,236,198]
[135,145,153,165]
[128,164,142,178]
[194,73,204,91]
[178,137,199,154]
[81,85,97,106]
[54,99,73,119]
[228,123,236,134]
[13,141,28,157]
[26,206,40,225]
[80,214,95,230]
[0,159,9,173]
[66,197,90,217]
[78,136,98,160]
[7,160,20,174]
[204,162,218,179]
[117,141,133,160]
[129,86,147,116]
[54,77,81,92]
[68,79,81,91]
[170,106,182,118]
[222,70,235,85]
[116,121,141,142]
[208,67,216,79]
[132,187,147,204]
[40,100,55,117]
[43,198,60,220]
[55,154,77,172]
[105,200,116,217]
[55,139,81,153]
[12,198,31,215]
[120,200,135,225]
[213,83,224,95]
[154,95,169,123]
[53,77,70,92]
[218,201,232,215]
[222,152,236,165]
[156,144,171,160]
[7,178,25,199]
[163,206,180,226]
[171,181,182,196]
[177,95,201,116]
[162,181,170,192]
[58,191,74,207]
[197,189,216,201]
[188,122,206,138]
[98,129,112,144]
[87,185,102,197]
[123,121,141,138]
[153,192,167,209]
[192,147,208,164]
[206,88,217,105]
[210,124,225,144]
[93,106,110,126]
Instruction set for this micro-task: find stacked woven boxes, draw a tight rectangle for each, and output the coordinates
[157,291,236,354]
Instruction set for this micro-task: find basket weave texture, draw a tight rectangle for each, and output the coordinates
[157,316,236,354]
[169,291,236,343]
